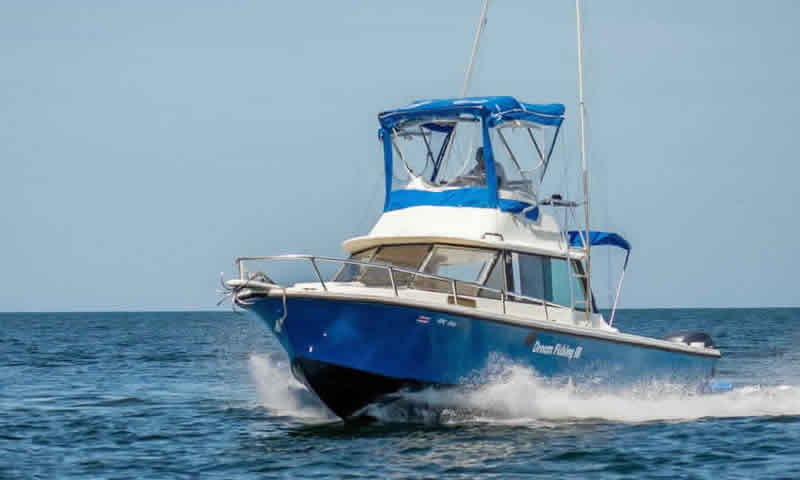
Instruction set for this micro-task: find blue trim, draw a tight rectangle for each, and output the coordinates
[379,96,565,130]
[498,199,539,221]
[486,109,563,128]
[386,188,539,220]
[386,188,492,211]
[381,128,393,211]
[481,115,498,208]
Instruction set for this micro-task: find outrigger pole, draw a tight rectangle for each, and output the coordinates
[440,0,490,173]
[462,0,490,96]
[575,0,592,322]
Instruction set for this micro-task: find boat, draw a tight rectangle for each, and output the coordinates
[222,4,722,420]
[222,94,721,418]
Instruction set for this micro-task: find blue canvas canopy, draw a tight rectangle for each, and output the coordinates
[568,230,631,252]
[378,96,564,216]
[568,230,631,268]
[379,96,565,130]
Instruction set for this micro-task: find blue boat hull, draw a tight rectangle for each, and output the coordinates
[248,295,717,418]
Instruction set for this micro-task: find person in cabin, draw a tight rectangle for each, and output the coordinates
[452,147,505,186]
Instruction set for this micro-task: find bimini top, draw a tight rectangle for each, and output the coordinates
[377,95,565,221]
[379,96,565,130]
[568,230,632,267]
[568,230,631,252]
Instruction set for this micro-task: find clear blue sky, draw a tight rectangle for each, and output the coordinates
[1,1,798,311]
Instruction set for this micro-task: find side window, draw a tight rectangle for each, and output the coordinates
[511,253,586,308]
[547,258,573,306]
[513,253,546,300]
[570,260,589,309]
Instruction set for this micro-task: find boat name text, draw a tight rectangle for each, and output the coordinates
[532,341,583,360]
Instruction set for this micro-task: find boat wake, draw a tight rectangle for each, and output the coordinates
[365,365,800,425]
[248,354,800,425]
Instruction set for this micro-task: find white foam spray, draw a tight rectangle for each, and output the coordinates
[247,353,334,420]
[249,355,800,425]
[407,365,800,424]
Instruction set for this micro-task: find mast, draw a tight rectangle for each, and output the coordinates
[575,0,591,321]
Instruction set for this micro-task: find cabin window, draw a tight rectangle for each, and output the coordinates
[511,252,586,308]
[371,245,431,286]
[483,256,505,291]
[337,245,430,286]
[422,246,495,282]
[547,257,573,306]
[337,245,587,308]
[476,255,506,299]
[514,253,546,300]
[570,260,591,311]
[334,248,377,282]
[412,245,497,295]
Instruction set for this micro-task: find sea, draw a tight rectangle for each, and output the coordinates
[2,309,800,479]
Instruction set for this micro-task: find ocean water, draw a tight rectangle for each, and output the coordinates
[2,309,800,479]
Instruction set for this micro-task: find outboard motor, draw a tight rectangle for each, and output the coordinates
[663,331,715,348]
[663,332,731,394]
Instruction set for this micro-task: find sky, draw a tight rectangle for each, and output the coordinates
[1,1,798,311]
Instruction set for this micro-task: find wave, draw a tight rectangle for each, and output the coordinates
[248,355,800,425]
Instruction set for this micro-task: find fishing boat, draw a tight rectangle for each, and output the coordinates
[222,3,722,420]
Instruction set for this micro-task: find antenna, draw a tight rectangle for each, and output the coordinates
[575,0,592,322]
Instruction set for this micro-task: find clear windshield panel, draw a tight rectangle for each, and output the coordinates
[424,246,496,281]
[491,121,560,199]
[338,245,431,287]
[372,244,431,286]
[412,245,497,293]
[477,255,505,300]
[390,120,487,191]
[334,248,377,282]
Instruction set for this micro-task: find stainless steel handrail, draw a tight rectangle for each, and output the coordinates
[234,254,562,317]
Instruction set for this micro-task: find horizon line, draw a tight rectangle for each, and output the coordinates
[1,305,799,314]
